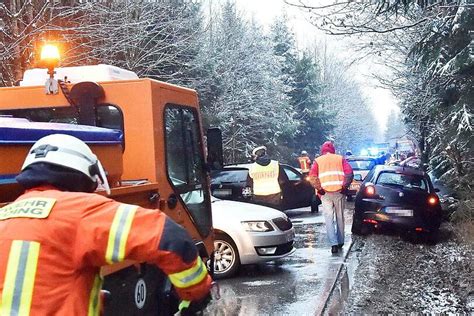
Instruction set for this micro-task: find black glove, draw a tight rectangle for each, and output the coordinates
[317,189,326,196]
[179,294,212,316]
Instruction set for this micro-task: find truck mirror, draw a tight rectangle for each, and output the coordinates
[207,127,223,170]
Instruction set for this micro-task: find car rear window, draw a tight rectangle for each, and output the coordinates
[211,169,249,183]
[349,159,376,171]
[376,172,428,191]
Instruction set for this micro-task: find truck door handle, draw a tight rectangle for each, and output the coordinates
[167,194,178,209]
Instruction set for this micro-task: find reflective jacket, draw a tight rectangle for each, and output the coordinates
[0,186,211,316]
[314,154,345,192]
[297,156,311,173]
[248,160,280,196]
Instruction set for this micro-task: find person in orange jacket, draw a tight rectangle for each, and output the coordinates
[309,141,353,254]
[297,150,312,174]
[0,134,212,315]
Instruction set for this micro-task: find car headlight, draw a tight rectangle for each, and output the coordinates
[241,221,274,232]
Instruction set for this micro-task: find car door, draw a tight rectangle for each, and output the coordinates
[281,165,313,209]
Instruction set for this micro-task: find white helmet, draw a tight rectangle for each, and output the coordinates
[21,134,110,194]
[301,150,308,156]
[252,146,267,157]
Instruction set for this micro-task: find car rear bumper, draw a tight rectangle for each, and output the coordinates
[359,211,441,231]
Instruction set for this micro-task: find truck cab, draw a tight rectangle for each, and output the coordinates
[0,63,214,314]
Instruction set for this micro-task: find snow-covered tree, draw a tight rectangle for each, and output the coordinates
[0,0,202,86]
[192,2,296,163]
[384,110,406,142]
[316,47,379,155]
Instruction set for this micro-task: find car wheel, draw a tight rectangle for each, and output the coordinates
[211,233,240,279]
[424,229,439,245]
[351,216,370,235]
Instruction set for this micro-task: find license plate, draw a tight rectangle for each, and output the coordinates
[385,208,413,217]
[212,189,232,196]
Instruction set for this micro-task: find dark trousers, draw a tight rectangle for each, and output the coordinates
[253,193,282,210]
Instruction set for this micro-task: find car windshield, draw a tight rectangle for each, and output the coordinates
[348,159,375,171]
[211,169,248,183]
[376,172,428,191]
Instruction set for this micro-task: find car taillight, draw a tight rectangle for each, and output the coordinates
[365,185,376,196]
[427,195,438,206]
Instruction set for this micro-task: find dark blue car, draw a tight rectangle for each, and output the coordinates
[352,165,442,240]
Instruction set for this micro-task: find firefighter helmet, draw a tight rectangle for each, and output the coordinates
[21,134,110,194]
[252,146,267,158]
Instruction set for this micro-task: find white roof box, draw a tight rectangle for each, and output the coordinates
[20,64,139,86]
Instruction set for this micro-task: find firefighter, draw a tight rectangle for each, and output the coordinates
[297,150,312,174]
[248,146,287,210]
[309,141,353,254]
[0,134,212,315]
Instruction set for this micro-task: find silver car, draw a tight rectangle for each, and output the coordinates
[211,198,296,278]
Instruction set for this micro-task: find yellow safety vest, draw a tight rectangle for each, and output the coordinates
[249,160,281,196]
[315,154,344,192]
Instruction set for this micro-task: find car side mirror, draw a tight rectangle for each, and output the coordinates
[354,174,363,181]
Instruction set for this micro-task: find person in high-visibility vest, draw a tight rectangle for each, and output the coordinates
[297,150,312,174]
[309,141,353,254]
[0,134,212,315]
[248,146,287,210]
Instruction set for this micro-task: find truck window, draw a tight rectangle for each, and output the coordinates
[165,105,211,238]
[0,104,123,131]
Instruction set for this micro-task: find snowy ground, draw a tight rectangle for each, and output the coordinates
[342,224,474,314]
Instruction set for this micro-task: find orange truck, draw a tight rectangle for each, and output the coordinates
[0,48,219,314]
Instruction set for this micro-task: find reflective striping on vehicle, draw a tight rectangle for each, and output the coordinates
[319,171,345,178]
[105,204,137,264]
[0,198,56,221]
[1,240,40,315]
[168,257,207,289]
[87,274,103,316]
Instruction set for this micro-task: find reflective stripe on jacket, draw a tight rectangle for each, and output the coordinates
[315,154,344,192]
[297,156,311,172]
[0,187,211,315]
[249,160,280,196]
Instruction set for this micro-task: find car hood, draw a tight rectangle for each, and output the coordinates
[211,198,286,222]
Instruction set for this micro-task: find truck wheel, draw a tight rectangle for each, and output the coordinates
[211,233,240,279]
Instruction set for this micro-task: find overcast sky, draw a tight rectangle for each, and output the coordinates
[232,0,399,132]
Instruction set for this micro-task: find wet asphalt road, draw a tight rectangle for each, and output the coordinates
[206,203,355,316]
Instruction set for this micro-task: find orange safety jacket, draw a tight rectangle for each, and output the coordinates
[297,156,311,173]
[314,154,345,192]
[0,186,212,316]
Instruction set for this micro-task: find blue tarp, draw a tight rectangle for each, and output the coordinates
[0,117,123,145]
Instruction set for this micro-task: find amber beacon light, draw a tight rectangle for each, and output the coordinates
[40,44,60,94]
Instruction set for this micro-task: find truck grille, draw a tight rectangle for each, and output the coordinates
[272,217,293,231]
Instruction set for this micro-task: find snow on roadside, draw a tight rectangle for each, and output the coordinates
[343,226,473,314]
